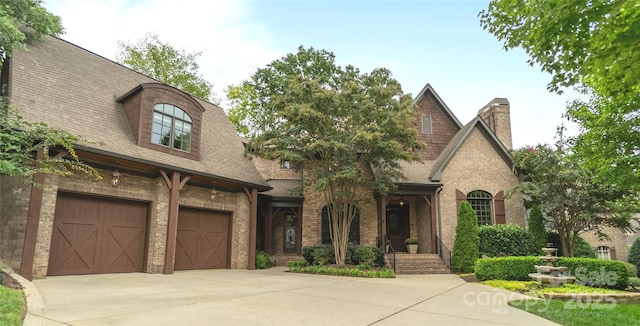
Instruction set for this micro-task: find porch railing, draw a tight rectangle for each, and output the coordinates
[382,236,396,273]
[435,235,452,272]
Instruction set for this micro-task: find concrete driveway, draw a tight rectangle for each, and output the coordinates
[22,267,558,325]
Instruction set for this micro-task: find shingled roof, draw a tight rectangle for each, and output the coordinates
[5,36,269,190]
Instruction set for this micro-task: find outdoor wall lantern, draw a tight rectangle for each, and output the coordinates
[111,170,120,187]
[210,186,217,201]
[399,196,405,207]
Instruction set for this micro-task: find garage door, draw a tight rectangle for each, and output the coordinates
[48,193,148,276]
[175,208,229,270]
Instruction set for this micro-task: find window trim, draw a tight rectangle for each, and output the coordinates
[422,115,432,134]
[151,103,193,152]
[467,190,493,226]
[596,246,611,260]
[321,205,360,245]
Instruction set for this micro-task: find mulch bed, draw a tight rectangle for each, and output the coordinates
[460,274,477,282]
[0,271,23,290]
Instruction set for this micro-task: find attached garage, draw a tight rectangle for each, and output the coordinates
[47,193,148,276]
[175,208,230,270]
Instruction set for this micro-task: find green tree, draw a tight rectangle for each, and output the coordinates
[528,204,547,254]
[480,1,640,193]
[509,131,637,257]
[0,1,98,180]
[116,33,215,102]
[0,0,63,61]
[452,201,480,273]
[629,238,640,277]
[0,100,100,179]
[227,46,424,265]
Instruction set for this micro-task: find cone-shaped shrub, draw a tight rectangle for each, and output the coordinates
[528,204,547,253]
[629,237,640,277]
[452,201,480,273]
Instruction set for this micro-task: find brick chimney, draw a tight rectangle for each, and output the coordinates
[478,98,512,151]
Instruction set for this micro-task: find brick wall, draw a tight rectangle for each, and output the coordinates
[252,156,302,181]
[414,94,459,161]
[478,100,513,151]
[0,175,32,271]
[439,128,525,250]
[301,168,378,248]
[581,227,629,262]
[11,166,253,278]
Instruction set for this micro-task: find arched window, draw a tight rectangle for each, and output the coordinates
[152,103,192,151]
[321,205,360,245]
[597,246,611,260]
[467,190,493,226]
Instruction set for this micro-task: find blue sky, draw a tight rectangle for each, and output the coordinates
[44,0,579,148]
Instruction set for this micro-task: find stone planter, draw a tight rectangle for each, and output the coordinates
[406,244,418,254]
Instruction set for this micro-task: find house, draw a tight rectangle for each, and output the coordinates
[0,36,270,280]
[255,85,526,263]
[0,36,526,279]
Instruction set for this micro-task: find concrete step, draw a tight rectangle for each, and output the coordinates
[385,253,451,274]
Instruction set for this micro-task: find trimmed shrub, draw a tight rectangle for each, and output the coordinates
[528,204,547,253]
[255,251,275,269]
[287,260,308,269]
[479,224,537,257]
[546,232,596,258]
[301,245,384,267]
[623,262,638,279]
[629,237,640,277]
[452,201,480,273]
[312,246,335,266]
[558,257,629,290]
[475,256,540,281]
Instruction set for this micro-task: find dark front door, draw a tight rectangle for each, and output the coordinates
[386,204,409,252]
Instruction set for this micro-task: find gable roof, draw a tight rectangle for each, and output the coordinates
[430,116,512,181]
[6,36,269,190]
[413,83,463,129]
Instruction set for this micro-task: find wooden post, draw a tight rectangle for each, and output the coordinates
[265,204,273,255]
[20,150,45,280]
[380,195,387,250]
[244,187,258,270]
[163,171,181,274]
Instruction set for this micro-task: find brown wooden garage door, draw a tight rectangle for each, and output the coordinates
[175,208,229,270]
[48,193,148,276]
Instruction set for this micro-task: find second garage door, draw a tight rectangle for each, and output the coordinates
[175,208,230,270]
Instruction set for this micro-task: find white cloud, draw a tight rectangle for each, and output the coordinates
[46,0,279,103]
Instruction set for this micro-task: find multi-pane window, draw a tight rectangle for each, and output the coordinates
[284,214,297,253]
[597,246,611,260]
[321,205,360,245]
[467,190,493,226]
[422,115,432,134]
[280,160,292,169]
[151,103,192,151]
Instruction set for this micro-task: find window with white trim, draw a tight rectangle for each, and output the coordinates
[597,246,611,260]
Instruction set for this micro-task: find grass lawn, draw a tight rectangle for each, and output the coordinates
[509,299,640,326]
[0,285,26,326]
[479,279,640,326]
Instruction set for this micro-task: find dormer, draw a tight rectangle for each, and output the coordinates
[117,83,205,160]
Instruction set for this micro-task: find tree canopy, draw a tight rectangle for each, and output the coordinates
[0,100,100,179]
[0,0,63,61]
[0,1,99,180]
[116,33,216,102]
[509,130,637,257]
[480,0,640,193]
[227,46,424,264]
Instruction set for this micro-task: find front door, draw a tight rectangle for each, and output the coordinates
[386,204,409,252]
